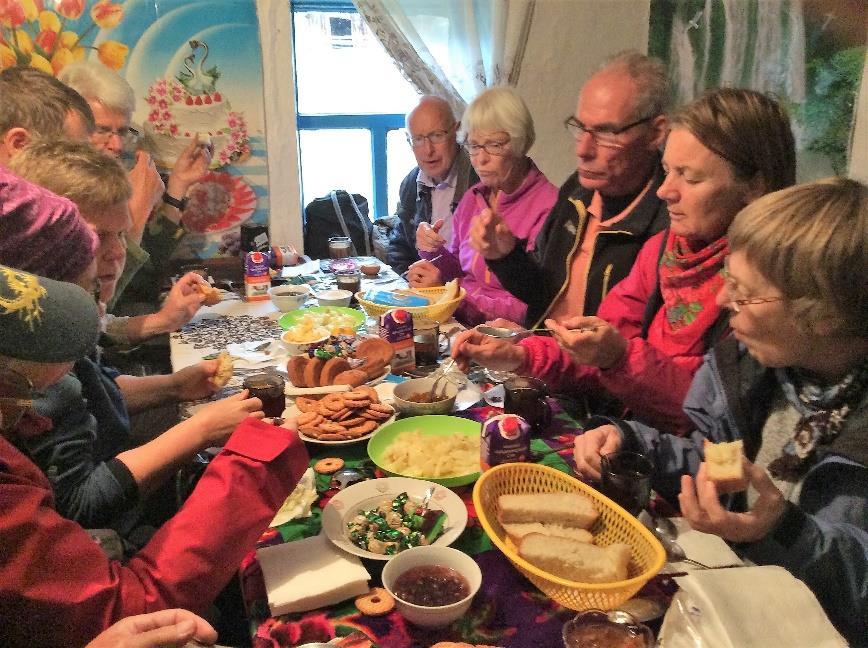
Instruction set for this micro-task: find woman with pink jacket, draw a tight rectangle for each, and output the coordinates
[452,89,796,435]
[407,87,558,326]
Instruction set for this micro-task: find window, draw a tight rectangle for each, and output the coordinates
[292,0,420,220]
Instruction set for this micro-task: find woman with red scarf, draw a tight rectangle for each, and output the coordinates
[452,89,796,435]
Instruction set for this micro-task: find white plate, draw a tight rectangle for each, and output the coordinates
[322,477,467,561]
[288,382,396,446]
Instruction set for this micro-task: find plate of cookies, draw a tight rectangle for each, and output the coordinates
[290,383,397,445]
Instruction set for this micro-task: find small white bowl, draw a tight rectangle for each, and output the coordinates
[382,545,482,628]
[280,329,329,355]
[392,376,458,416]
[269,284,310,312]
[316,289,353,307]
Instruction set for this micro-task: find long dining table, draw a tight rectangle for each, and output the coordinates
[168,262,681,648]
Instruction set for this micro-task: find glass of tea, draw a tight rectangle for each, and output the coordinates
[503,376,552,435]
[335,269,362,302]
[242,373,286,418]
[413,318,441,367]
[599,451,653,516]
[328,236,352,259]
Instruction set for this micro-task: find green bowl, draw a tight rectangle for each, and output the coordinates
[367,415,482,487]
[278,306,365,331]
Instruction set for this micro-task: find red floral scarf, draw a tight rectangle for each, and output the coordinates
[658,231,729,343]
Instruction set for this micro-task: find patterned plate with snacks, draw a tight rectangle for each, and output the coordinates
[322,477,467,560]
[289,382,395,445]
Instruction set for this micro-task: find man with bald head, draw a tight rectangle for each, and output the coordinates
[471,51,670,328]
[387,95,478,274]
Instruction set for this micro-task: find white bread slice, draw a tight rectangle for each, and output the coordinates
[704,439,747,493]
[518,533,631,583]
[497,492,599,529]
[436,279,460,304]
[502,522,593,544]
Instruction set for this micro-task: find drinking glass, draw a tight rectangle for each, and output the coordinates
[503,376,552,435]
[328,236,352,259]
[242,373,286,418]
[413,318,441,367]
[335,269,361,302]
[599,451,653,516]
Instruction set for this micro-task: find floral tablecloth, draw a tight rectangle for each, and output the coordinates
[239,401,675,648]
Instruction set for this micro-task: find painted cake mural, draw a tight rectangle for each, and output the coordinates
[0,0,268,260]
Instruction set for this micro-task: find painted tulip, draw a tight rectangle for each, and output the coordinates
[21,0,40,22]
[0,43,17,68]
[35,28,57,54]
[50,46,73,74]
[14,29,33,55]
[55,0,84,20]
[91,1,123,29]
[97,40,127,70]
[0,0,26,28]
[29,52,52,74]
[38,9,60,32]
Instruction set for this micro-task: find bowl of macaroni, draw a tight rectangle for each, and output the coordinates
[367,415,482,487]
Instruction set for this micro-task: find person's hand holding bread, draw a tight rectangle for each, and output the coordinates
[679,459,787,543]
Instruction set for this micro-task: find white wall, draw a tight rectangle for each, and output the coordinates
[518,0,652,184]
[848,51,868,183]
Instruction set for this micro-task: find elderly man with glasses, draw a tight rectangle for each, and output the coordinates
[469,50,670,328]
[386,95,478,275]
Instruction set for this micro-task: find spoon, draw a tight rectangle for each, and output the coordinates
[476,325,551,339]
[418,486,436,515]
[645,516,713,569]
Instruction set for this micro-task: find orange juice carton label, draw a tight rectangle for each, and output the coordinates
[481,413,531,471]
[379,308,415,373]
[244,276,270,301]
[244,251,270,277]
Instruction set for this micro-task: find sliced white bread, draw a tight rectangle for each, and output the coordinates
[518,533,631,583]
[497,492,599,529]
[704,439,747,493]
[502,522,593,545]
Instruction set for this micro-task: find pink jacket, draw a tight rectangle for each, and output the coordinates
[518,231,726,435]
[0,418,309,647]
[421,160,557,326]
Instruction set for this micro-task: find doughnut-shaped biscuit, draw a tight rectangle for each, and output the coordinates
[333,369,368,388]
[344,420,378,437]
[320,357,351,385]
[303,357,325,388]
[314,457,345,474]
[338,416,367,428]
[353,385,379,403]
[319,422,347,435]
[355,587,395,616]
[287,356,309,387]
[295,396,318,413]
[296,411,323,427]
[321,393,345,412]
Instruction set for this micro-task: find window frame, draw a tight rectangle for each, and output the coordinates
[291,0,410,219]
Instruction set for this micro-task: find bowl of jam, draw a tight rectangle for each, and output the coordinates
[381,545,482,627]
[562,609,653,648]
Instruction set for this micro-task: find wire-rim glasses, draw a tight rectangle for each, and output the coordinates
[721,261,785,313]
[406,126,454,149]
[92,125,140,146]
[564,114,657,150]
[462,136,511,157]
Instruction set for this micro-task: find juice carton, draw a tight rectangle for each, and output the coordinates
[379,308,415,373]
[480,413,531,471]
[244,251,270,301]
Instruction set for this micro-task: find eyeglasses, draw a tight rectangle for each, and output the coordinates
[564,114,657,150]
[721,263,784,313]
[0,368,34,431]
[92,125,140,145]
[462,137,511,157]
[406,126,454,149]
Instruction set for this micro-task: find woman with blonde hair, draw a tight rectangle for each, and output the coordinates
[453,88,795,434]
[408,86,558,325]
[575,178,868,643]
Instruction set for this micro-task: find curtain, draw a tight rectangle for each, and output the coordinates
[353,0,536,115]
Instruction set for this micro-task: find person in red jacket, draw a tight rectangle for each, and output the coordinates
[452,88,796,435]
[0,264,309,647]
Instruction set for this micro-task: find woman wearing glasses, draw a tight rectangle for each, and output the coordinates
[407,86,558,326]
[575,178,868,644]
[453,88,796,435]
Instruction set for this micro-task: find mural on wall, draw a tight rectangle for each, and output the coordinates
[649,0,866,176]
[0,0,267,259]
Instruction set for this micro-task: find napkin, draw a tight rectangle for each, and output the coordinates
[257,533,370,616]
[226,340,288,368]
[658,565,847,648]
[269,468,317,527]
[661,516,742,572]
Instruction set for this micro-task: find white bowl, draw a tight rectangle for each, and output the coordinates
[382,545,482,628]
[316,289,353,307]
[269,284,310,311]
[280,329,329,355]
[392,376,458,416]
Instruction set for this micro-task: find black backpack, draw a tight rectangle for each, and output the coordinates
[303,190,373,260]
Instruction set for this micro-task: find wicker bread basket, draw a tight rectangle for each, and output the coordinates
[473,462,666,611]
[355,286,465,323]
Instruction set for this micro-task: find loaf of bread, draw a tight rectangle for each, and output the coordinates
[502,522,593,545]
[704,439,747,493]
[192,281,221,306]
[436,279,460,304]
[498,492,599,529]
[518,534,631,583]
[211,351,233,388]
